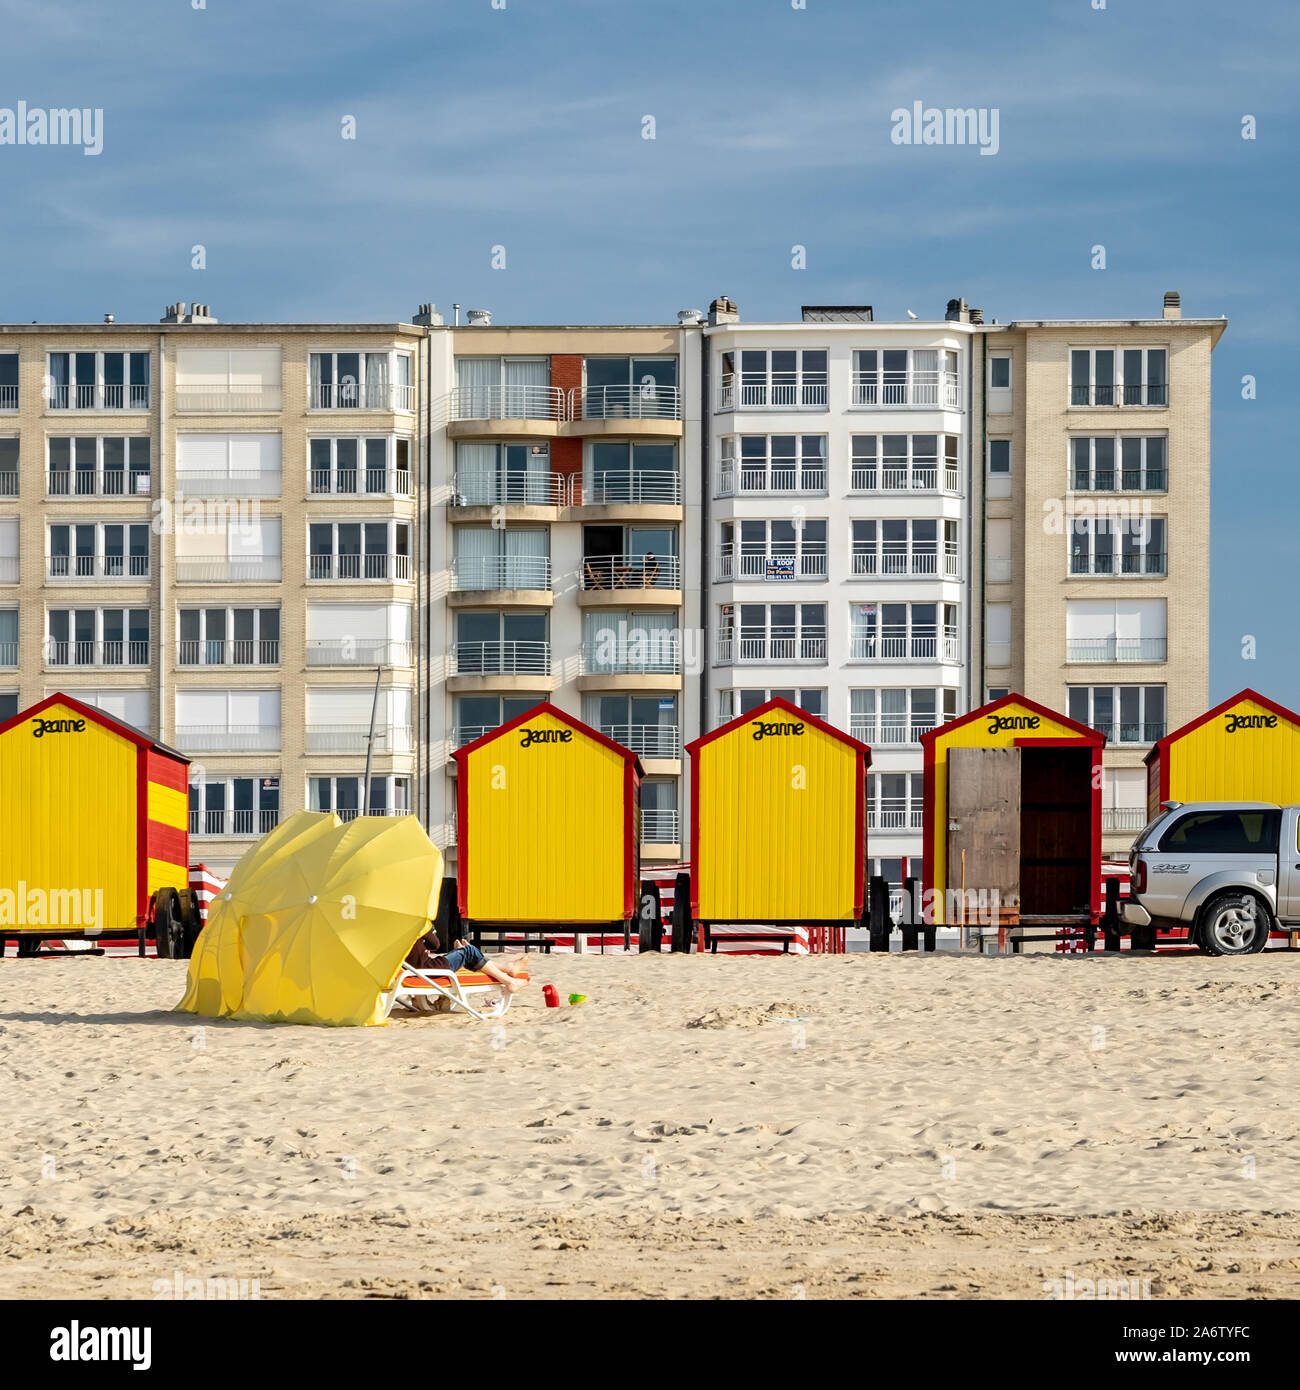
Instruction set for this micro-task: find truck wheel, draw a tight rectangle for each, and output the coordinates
[1198,891,1271,957]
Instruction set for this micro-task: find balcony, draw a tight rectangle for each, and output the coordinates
[452,471,565,509]
[47,556,150,582]
[176,558,282,583]
[46,639,150,668]
[0,384,16,411]
[850,631,961,663]
[851,544,961,580]
[1069,553,1167,576]
[47,469,151,498]
[305,724,414,754]
[0,558,17,584]
[1091,721,1165,745]
[332,805,409,822]
[176,472,282,498]
[581,553,681,591]
[581,641,681,677]
[309,468,411,498]
[1071,470,1168,493]
[449,385,565,422]
[0,640,17,666]
[850,463,961,493]
[306,638,412,667]
[1066,638,1167,663]
[867,800,925,832]
[308,553,411,582]
[572,385,681,421]
[718,463,827,496]
[453,640,550,676]
[175,726,281,753]
[1102,807,1148,833]
[451,556,551,593]
[577,471,681,506]
[175,385,283,413]
[178,639,281,667]
[717,546,826,583]
[48,384,150,411]
[642,808,680,844]
[851,371,961,409]
[310,382,415,412]
[1070,384,1167,408]
[599,723,681,760]
[716,373,828,411]
[190,808,282,837]
[0,471,16,497]
[850,715,943,746]
[716,635,827,665]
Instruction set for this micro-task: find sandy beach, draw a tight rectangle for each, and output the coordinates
[3,949,1300,1300]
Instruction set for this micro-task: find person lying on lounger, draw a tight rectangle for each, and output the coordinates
[408,934,532,994]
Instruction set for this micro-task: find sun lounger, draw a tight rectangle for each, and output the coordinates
[382,963,530,1022]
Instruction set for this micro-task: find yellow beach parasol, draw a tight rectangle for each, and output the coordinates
[177,810,443,1026]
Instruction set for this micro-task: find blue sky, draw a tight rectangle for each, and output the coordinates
[1,0,1297,704]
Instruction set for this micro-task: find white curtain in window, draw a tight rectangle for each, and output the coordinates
[456,442,498,503]
[456,357,500,416]
[455,526,498,587]
[503,358,547,417]
[364,352,390,408]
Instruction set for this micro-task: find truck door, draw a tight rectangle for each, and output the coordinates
[1279,810,1300,925]
[946,747,1020,921]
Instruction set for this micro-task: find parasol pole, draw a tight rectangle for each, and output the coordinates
[362,664,382,814]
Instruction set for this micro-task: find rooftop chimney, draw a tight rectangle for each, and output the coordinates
[969,307,984,325]
[945,297,970,323]
[160,302,188,323]
[412,302,444,326]
[708,296,739,327]
[677,309,704,326]
[160,301,218,324]
[103,313,114,324]
[189,303,218,323]
[1163,290,1181,320]
[465,308,492,326]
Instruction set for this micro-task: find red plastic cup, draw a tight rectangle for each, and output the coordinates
[543,984,560,1008]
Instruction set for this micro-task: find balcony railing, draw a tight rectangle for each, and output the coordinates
[453,640,550,676]
[718,463,828,496]
[641,808,680,843]
[306,638,412,667]
[716,634,827,665]
[867,800,925,831]
[332,805,409,822]
[451,556,550,592]
[1071,470,1168,493]
[176,471,282,497]
[178,639,281,667]
[175,726,281,752]
[0,384,16,410]
[46,639,151,667]
[0,640,17,665]
[47,555,150,581]
[582,553,681,590]
[305,724,414,754]
[175,386,283,413]
[599,723,681,759]
[308,553,411,581]
[1069,552,1166,576]
[0,471,16,497]
[48,384,150,411]
[1091,721,1165,745]
[851,371,961,409]
[716,546,826,582]
[449,385,566,422]
[851,543,960,579]
[1066,637,1167,663]
[573,384,681,421]
[309,468,411,497]
[849,631,961,662]
[0,557,18,583]
[1102,807,1148,832]
[310,382,415,412]
[850,715,942,746]
[452,471,564,507]
[580,470,681,505]
[850,463,961,493]
[47,469,151,498]
[716,373,829,411]
[1070,384,1168,407]
[581,641,681,677]
[176,558,282,583]
[190,807,282,837]
[453,724,498,748]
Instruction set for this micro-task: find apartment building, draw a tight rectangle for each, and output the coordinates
[702,299,977,903]
[0,304,427,875]
[424,312,704,878]
[972,290,1225,855]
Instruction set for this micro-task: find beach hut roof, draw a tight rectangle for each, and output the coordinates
[452,700,645,775]
[0,690,189,764]
[686,695,872,761]
[919,691,1105,748]
[1143,687,1300,765]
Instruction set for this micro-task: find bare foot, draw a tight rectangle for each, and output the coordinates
[502,975,530,994]
[500,954,531,978]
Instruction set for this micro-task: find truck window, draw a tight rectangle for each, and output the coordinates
[1158,809,1281,854]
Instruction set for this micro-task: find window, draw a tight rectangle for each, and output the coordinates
[987,518,1012,583]
[720,603,827,664]
[310,350,413,411]
[0,609,17,666]
[989,356,1011,389]
[453,695,540,747]
[0,438,15,497]
[175,690,281,752]
[179,607,280,666]
[1068,685,1165,743]
[0,691,18,719]
[306,687,413,753]
[1070,348,1167,407]
[582,610,680,675]
[719,519,827,581]
[1069,517,1166,575]
[48,436,150,497]
[454,356,554,420]
[641,779,679,843]
[584,441,679,504]
[176,433,282,497]
[189,776,281,837]
[47,351,150,410]
[721,348,828,409]
[583,694,680,759]
[1066,598,1166,663]
[0,517,18,585]
[1158,809,1280,855]
[851,519,958,578]
[987,687,1010,701]
[452,526,548,591]
[582,357,679,420]
[310,774,410,819]
[852,348,960,408]
[986,603,1011,667]
[851,434,959,492]
[306,602,411,666]
[867,772,925,830]
[582,524,679,590]
[47,608,149,666]
[454,442,555,506]
[851,688,957,743]
[987,439,1011,499]
[720,435,827,495]
[719,688,826,722]
[850,602,959,662]
[1102,768,1149,834]
[1070,435,1167,492]
[310,436,411,496]
[0,353,16,410]
[455,611,548,675]
[176,517,281,583]
[310,520,411,582]
[175,348,281,412]
[48,522,149,580]
[55,688,150,729]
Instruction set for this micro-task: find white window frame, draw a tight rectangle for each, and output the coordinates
[850,432,959,493]
[46,350,151,411]
[47,520,150,581]
[1069,434,1168,492]
[720,433,828,495]
[1069,347,1168,407]
[308,518,412,582]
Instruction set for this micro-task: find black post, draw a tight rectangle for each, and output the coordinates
[868,875,890,952]
[901,876,919,951]
[1102,876,1121,952]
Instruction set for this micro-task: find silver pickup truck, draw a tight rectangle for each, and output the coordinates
[1123,801,1296,956]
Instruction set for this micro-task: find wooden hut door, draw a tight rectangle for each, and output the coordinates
[946,747,1021,914]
